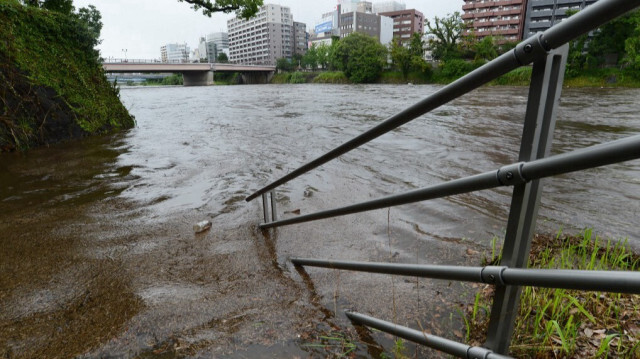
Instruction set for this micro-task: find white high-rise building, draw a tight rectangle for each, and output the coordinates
[160,43,190,63]
[373,1,406,14]
[228,4,304,65]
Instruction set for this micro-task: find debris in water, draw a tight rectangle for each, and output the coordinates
[193,220,212,233]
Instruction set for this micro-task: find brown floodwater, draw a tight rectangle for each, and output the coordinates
[1,84,639,358]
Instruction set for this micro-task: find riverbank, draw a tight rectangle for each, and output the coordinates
[270,67,640,88]
[0,1,134,152]
[464,230,640,358]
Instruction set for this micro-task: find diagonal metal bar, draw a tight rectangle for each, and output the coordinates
[291,258,640,294]
[345,311,513,359]
[245,0,640,203]
[259,134,640,229]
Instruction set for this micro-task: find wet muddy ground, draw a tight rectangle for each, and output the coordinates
[1,84,639,357]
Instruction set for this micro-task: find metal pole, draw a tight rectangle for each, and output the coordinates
[245,0,640,203]
[345,312,513,359]
[292,258,483,282]
[484,44,569,353]
[291,258,640,294]
[270,190,277,221]
[260,171,499,228]
[262,193,269,223]
[259,133,640,229]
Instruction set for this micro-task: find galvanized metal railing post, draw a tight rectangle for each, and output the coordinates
[270,191,277,221]
[262,193,270,223]
[484,44,569,353]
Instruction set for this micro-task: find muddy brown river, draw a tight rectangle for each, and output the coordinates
[1,84,639,357]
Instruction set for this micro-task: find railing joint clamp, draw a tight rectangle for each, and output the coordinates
[497,162,526,186]
[514,33,549,65]
[481,266,507,286]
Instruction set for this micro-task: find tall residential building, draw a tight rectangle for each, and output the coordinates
[293,21,308,56]
[228,4,305,65]
[523,0,597,39]
[373,1,406,14]
[160,43,190,63]
[461,0,528,42]
[378,9,424,44]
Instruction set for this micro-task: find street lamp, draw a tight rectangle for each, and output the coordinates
[122,49,128,62]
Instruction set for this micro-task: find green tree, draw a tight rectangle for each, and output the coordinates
[316,43,330,70]
[623,21,640,74]
[408,32,424,58]
[178,0,263,19]
[302,44,318,70]
[217,52,229,63]
[474,36,497,61]
[587,9,640,65]
[75,5,102,47]
[276,57,293,72]
[425,12,464,61]
[331,32,387,83]
[41,0,73,14]
[390,41,411,78]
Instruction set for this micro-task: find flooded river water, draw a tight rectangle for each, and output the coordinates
[1,84,639,357]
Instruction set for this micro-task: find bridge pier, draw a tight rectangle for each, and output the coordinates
[182,71,214,86]
[240,71,273,85]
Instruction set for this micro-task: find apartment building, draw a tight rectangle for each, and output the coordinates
[339,11,393,44]
[461,0,528,42]
[160,43,190,63]
[293,21,308,56]
[228,4,305,65]
[523,0,598,38]
[378,9,424,44]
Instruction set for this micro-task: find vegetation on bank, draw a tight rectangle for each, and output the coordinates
[0,0,134,152]
[273,9,640,87]
[464,230,640,358]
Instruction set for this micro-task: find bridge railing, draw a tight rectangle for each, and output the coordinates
[245,0,640,356]
[102,58,190,64]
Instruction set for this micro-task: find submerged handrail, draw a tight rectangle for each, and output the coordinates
[246,0,640,356]
[259,134,640,228]
[246,0,640,202]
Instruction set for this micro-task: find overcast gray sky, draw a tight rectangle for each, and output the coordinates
[73,0,463,60]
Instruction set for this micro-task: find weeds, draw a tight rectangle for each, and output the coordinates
[466,229,640,358]
[301,331,357,357]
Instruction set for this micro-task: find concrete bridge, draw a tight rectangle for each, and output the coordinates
[102,61,276,86]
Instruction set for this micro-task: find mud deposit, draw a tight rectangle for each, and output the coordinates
[1,84,639,357]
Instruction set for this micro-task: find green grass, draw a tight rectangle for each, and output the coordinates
[312,71,350,84]
[300,331,357,357]
[465,229,640,358]
[0,1,134,151]
[379,70,432,84]
[565,68,640,88]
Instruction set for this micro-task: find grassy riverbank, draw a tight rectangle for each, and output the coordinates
[0,1,134,152]
[464,230,640,358]
[270,67,640,88]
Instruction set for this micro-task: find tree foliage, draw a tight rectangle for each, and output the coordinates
[276,57,293,72]
[474,36,498,61]
[425,12,464,61]
[330,32,387,83]
[178,0,263,19]
[216,52,228,63]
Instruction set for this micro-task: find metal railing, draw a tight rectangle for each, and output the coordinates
[245,0,640,356]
